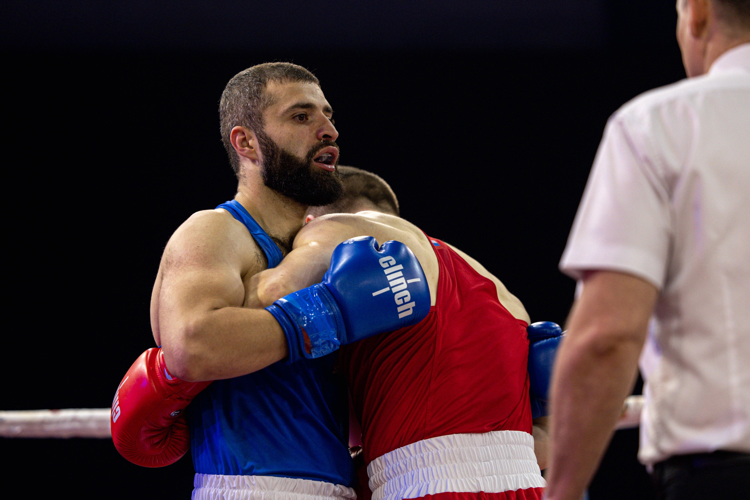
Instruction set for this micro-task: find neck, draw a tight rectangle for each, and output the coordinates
[702,18,750,73]
[234,172,307,252]
[705,36,748,71]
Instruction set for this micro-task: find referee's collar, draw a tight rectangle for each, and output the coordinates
[709,42,750,75]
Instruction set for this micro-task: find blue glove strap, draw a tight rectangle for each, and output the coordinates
[265,304,306,364]
[267,284,346,360]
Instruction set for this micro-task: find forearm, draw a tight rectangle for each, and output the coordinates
[247,246,334,309]
[161,306,288,382]
[544,329,642,500]
[544,271,657,499]
[248,266,327,308]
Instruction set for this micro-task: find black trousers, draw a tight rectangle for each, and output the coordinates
[652,450,750,499]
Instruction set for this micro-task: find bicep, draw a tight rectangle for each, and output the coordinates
[160,260,246,323]
[154,214,251,342]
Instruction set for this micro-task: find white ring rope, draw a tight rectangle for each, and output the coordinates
[0,409,112,438]
[0,396,645,439]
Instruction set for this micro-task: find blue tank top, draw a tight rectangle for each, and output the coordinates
[189,200,354,486]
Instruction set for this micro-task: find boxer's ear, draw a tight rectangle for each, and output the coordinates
[230,126,259,161]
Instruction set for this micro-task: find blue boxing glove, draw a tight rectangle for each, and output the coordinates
[266,236,431,362]
[528,321,565,419]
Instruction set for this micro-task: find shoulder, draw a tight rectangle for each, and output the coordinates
[612,73,734,133]
[616,76,702,117]
[602,72,747,179]
[161,208,265,276]
[167,209,249,255]
[617,49,750,124]
[303,210,420,236]
[298,211,434,259]
[444,242,530,324]
[295,211,440,305]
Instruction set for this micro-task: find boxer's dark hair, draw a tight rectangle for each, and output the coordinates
[220,62,320,176]
[715,0,750,29]
[307,166,400,217]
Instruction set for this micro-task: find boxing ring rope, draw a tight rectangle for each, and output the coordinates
[0,396,645,439]
[0,408,112,438]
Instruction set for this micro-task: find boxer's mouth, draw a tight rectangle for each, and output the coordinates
[312,146,339,172]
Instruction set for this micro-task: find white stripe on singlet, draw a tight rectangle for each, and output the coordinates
[192,474,357,500]
[367,431,546,500]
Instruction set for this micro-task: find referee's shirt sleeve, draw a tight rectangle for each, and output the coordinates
[559,112,671,291]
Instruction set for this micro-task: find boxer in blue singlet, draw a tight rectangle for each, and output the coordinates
[147,62,356,499]
[187,200,354,489]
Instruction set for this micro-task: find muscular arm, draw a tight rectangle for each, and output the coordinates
[152,210,289,382]
[544,270,657,500]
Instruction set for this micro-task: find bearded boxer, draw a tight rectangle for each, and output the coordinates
[111,63,429,499]
[249,166,549,500]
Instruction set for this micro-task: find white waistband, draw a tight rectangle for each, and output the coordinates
[368,431,545,500]
[192,474,357,500]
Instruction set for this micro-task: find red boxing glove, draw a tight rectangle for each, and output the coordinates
[110,348,211,467]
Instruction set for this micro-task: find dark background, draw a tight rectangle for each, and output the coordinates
[2,1,684,498]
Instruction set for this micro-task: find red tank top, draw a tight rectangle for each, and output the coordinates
[341,236,532,464]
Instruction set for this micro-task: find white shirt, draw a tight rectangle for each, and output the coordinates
[559,43,750,465]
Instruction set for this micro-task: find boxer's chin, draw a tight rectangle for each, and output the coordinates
[304,168,344,206]
[263,157,343,206]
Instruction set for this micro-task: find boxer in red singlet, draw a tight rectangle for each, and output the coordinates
[249,166,547,500]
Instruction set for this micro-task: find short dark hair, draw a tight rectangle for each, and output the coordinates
[219,62,320,176]
[307,166,400,217]
[715,0,750,30]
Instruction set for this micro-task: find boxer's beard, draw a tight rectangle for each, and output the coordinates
[257,129,343,207]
